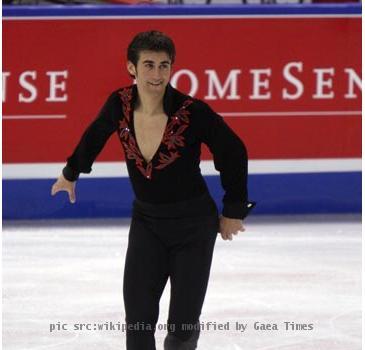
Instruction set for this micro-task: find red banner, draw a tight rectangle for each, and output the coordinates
[3,17,361,163]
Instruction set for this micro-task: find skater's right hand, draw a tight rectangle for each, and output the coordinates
[51,174,76,204]
[218,215,245,241]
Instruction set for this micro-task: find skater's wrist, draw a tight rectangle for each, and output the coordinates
[62,165,79,182]
[222,201,256,220]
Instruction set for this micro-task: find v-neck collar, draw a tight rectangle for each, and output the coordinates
[129,83,173,164]
[131,111,168,165]
[118,82,193,179]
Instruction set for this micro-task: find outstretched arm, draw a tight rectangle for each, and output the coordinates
[51,91,122,202]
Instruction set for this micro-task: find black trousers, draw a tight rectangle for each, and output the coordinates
[123,192,220,350]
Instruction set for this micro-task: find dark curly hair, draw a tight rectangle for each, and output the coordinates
[127,30,176,78]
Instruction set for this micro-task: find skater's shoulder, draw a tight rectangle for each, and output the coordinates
[110,84,135,101]
[182,96,217,120]
[100,85,135,112]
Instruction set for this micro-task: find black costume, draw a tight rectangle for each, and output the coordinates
[62,83,255,350]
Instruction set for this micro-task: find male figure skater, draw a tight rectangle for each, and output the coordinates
[51,31,255,350]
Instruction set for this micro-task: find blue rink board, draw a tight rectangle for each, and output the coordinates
[2,172,361,220]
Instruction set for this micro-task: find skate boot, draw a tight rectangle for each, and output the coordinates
[163,327,200,350]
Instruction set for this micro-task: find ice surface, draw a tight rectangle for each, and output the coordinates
[2,215,362,350]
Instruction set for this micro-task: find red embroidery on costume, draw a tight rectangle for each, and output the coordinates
[122,138,143,167]
[117,87,193,180]
[118,89,132,123]
[118,87,147,175]
[163,124,189,150]
[155,151,181,170]
[119,119,129,141]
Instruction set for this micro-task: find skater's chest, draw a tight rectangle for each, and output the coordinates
[117,86,197,180]
[132,111,169,164]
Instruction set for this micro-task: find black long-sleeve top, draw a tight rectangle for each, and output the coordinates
[63,83,255,220]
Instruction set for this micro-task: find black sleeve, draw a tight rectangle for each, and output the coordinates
[62,91,122,181]
[195,101,256,220]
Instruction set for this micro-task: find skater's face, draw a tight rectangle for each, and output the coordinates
[127,50,172,93]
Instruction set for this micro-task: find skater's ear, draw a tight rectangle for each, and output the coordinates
[127,61,137,79]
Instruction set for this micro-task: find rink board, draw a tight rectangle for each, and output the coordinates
[2,4,362,219]
[2,171,361,220]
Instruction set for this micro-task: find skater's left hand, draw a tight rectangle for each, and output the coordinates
[218,215,245,241]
